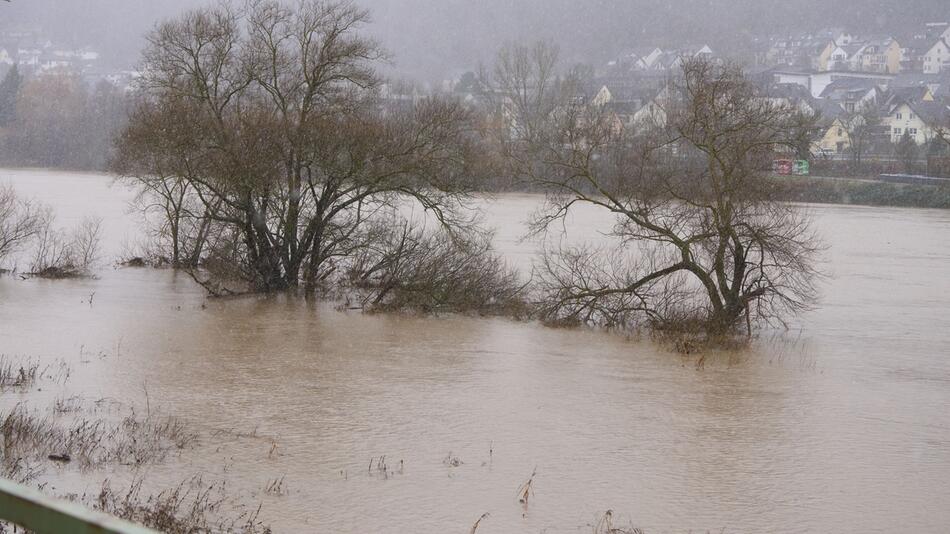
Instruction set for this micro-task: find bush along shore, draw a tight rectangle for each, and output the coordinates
[769,175,950,210]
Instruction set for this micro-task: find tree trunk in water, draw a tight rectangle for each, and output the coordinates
[706,304,744,337]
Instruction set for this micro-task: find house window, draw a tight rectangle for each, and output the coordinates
[837,128,843,136]
[910,113,915,119]
[896,112,903,119]
[908,128,918,135]
[894,128,902,135]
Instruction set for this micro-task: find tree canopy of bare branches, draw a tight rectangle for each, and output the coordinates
[1,185,102,277]
[114,1,482,294]
[840,107,885,166]
[501,54,823,336]
[0,184,42,268]
[481,41,569,145]
[343,219,526,315]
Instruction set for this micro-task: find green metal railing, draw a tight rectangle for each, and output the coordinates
[0,478,159,534]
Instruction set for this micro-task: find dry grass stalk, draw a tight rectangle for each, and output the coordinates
[469,512,490,534]
[262,476,287,497]
[0,356,39,389]
[1,402,197,472]
[95,476,271,534]
[517,467,537,512]
[369,455,404,479]
[592,510,643,534]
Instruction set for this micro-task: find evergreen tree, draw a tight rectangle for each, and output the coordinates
[0,65,23,127]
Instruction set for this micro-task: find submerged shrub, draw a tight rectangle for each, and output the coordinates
[344,221,529,316]
[28,213,103,278]
[95,476,271,534]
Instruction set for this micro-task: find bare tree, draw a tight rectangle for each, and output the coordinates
[506,58,822,336]
[343,219,525,315]
[841,106,883,166]
[480,41,567,144]
[114,1,481,294]
[935,117,950,154]
[28,212,102,277]
[71,217,104,269]
[29,210,72,276]
[0,185,41,268]
[118,158,219,268]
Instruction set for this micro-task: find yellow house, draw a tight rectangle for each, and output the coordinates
[817,118,852,154]
[816,41,837,71]
[885,39,904,74]
[884,100,948,144]
[858,38,903,74]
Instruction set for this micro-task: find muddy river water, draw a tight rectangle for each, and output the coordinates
[1,168,950,533]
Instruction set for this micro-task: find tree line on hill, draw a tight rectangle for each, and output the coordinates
[0,66,128,170]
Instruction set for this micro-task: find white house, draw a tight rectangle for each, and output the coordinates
[16,46,41,68]
[591,85,612,107]
[922,38,950,74]
[632,99,666,127]
[693,44,714,58]
[79,49,100,62]
[884,100,949,144]
[629,47,663,70]
[0,48,12,66]
[832,31,855,46]
[826,44,853,71]
[631,86,671,128]
[37,54,71,72]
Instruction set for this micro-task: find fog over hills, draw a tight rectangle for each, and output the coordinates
[2,0,948,80]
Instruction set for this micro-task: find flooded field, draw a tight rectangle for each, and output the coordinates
[2,168,950,533]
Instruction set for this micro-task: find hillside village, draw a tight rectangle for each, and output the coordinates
[0,25,137,89]
[756,22,950,159]
[2,18,950,173]
[451,21,950,169]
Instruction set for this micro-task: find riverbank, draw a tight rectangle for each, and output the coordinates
[7,166,948,213]
[770,175,950,209]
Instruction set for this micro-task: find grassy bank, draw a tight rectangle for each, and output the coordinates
[769,175,950,210]
[0,354,274,533]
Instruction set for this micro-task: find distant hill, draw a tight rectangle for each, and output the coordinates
[2,0,948,80]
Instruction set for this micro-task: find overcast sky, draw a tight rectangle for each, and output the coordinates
[2,0,947,80]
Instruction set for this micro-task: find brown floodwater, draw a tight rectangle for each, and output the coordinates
[2,168,950,533]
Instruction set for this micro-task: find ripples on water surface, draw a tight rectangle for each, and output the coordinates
[1,169,950,533]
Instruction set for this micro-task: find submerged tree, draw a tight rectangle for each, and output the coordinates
[1,186,101,277]
[0,185,41,268]
[502,55,822,336]
[114,1,484,294]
